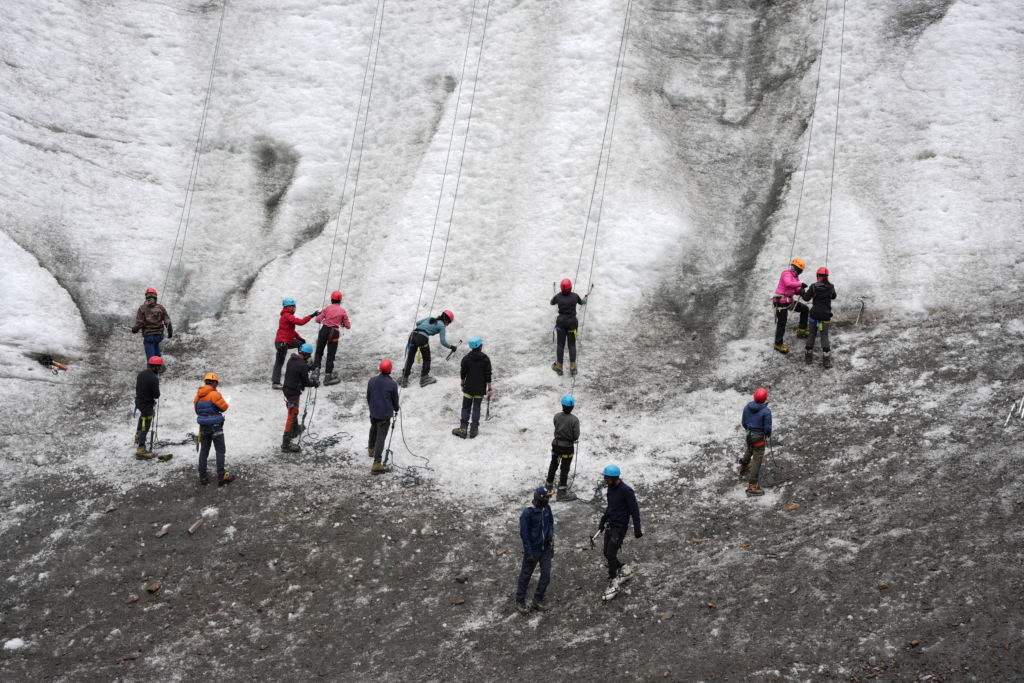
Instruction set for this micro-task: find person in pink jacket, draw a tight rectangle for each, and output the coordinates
[311,291,351,386]
[772,258,809,353]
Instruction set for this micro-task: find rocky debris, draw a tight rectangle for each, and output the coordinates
[495,548,506,556]
[189,519,203,534]
[451,599,465,605]
[783,502,801,512]
[146,583,160,593]
[155,529,169,538]
[122,653,137,661]
[124,594,138,604]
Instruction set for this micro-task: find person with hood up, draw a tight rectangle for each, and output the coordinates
[550,278,588,376]
[400,311,456,388]
[545,395,580,501]
[311,290,351,386]
[367,359,400,474]
[134,356,163,459]
[273,297,318,390]
[194,372,234,486]
[515,487,555,614]
[772,258,809,354]
[452,337,492,439]
[131,288,172,361]
[801,267,837,369]
[281,343,319,452]
[739,387,773,496]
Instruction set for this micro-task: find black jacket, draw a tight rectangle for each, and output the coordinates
[460,349,492,396]
[135,369,160,408]
[366,373,400,419]
[601,480,642,535]
[550,292,585,330]
[801,280,837,322]
[283,353,316,395]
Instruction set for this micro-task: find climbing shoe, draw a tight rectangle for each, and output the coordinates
[420,374,437,387]
[136,447,155,460]
[738,463,751,477]
[805,348,814,364]
[516,600,530,615]
[795,328,809,338]
[133,430,140,445]
[323,373,341,386]
[773,343,789,354]
[746,482,765,497]
[272,382,283,391]
[198,474,208,486]
[371,462,391,475]
[281,435,301,453]
[556,486,577,502]
[531,597,550,612]
[569,362,577,376]
[398,375,409,388]
[217,473,235,487]
[551,362,563,376]
[823,351,832,369]
[452,427,467,439]
[469,430,478,439]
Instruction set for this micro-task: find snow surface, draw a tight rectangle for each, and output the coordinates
[3,638,26,650]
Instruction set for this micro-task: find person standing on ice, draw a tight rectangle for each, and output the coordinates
[131,288,173,361]
[311,290,350,386]
[134,356,163,460]
[550,278,587,376]
[400,310,456,388]
[452,337,492,439]
[273,297,318,390]
[801,267,837,369]
[772,258,809,354]
[739,387,772,497]
[515,487,555,614]
[281,343,319,453]
[367,359,399,474]
[545,395,580,501]
[598,465,642,588]
[193,372,234,486]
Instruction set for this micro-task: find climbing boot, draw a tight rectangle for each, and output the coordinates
[544,479,554,491]
[738,463,751,477]
[516,600,530,615]
[398,375,409,389]
[773,343,789,354]
[569,362,577,376]
[198,474,208,486]
[371,462,391,475]
[281,435,301,453]
[420,374,437,387]
[531,597,550,612]
[135,446,155,460]
[217,473,235,487]
[309,367,320,382]
[556,486,577,502]
[272,382,283,391]
[367,447,375,459]
[452,427,467,439]
[133,430,140,445]
[795,328,809,338]
[469,430,478,439]
[551,362,563,376]
[805,348,814,364]
[746,482,764,497]
[823,351,832,369]
[323,373,341,386]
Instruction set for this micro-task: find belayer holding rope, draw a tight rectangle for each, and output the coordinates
[311,290,351,386]
[281,343,319,453]
[134,356,164,460]
[551,279,588,376]
[131,288,173,361]
[598,464,642,601]
[801,267,837,369]
[453,337,492,439]
[739,387,772,497]
[400,310,456,388]
[545,395,580,501]
[367,359,399,474]
[193,372,234,486]
[772,259,809,354]
[272,297,318,390]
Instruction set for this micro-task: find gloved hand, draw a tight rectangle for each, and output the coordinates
[311,310,321,318]
[635,531,643,539]
[131,326,140,334]
[167,323,174,339]
[800,283,807,290]
[525,555,535,563]
[598,524,606,532]
[451,345,459,354]
[313,380,320,388]
[487,390,493,398]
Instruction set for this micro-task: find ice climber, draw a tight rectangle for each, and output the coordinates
[550,278,587,376]
[739,387,772,497]
[453,337,492,439]
[772,258,809,354]
[311,290,350,386]
[801,267,837,369]
[273,297,318,390]
[545,395,580,501]
[516,487,554,614]
[193,372,233,486]
[598,465,642,593]
[134,356,163,460]
[281,343,318,453]
[367,359,399,474]
[131,288,173,360]
[400,310,456,388]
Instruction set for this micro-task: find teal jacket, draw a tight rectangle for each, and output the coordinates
[414,317,453,349]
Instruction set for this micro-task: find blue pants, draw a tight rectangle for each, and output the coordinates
[198,423,226,479]
[143,334,164,360]
[460,396,483,431]
[515,543,553,603]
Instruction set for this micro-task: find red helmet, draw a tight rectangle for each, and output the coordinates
[145,288,157,297]
[148,356,164,366]
[379,359,393,374]
[442,310,454,324]
[331,290,342,302]
[560,278,572,293]
[753,387,768,403]
[817,267,829,277]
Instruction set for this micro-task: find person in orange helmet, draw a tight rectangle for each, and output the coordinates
[194,372,234,486]
[772,258,809,354]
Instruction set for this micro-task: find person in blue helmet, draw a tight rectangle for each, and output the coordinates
[598,465,642,588]
[281,343,319,453]
[545,395,580,501]
[400,310,456,388]
[273,297,319,390]
[453,337,492,439]
[515,487,555,614]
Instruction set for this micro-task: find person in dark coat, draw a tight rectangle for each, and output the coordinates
[515,487,554,614]
[131,288,172,361]
[367,359,400,474]
[546,395,580,501]
[281,343,318,453]
[550,278,587,376]
[598,465,642,585]
[801,267,838,368]
[134,356,164,459]
[452,337,492,439]
[739,387,773,496]
[193,372,233,486]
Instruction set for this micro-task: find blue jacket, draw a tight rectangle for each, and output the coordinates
[742,401,772,436]
[414,317,453,349]
[367,373,400,419]
[519,504,554,558]
[601,481,642,534]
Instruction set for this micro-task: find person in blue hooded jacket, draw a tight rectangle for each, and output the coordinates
[515,487,554,614]
[400,310,457,388]
[739,387,772,496]
[193,372,234,486]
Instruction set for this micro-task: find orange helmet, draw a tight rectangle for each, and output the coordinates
[204,372,219,382]
[791,258,805,271]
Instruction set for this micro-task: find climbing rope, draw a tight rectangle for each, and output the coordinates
[823,0,847,268]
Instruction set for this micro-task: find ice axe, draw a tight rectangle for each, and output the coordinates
[589,526,603,549]
[485,394,491,421]
[444,340,463,362]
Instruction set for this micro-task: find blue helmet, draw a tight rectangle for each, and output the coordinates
[468,337,482,349]
[282,297,296,308]
[300,343,313,355]
[603,464,620,478]
[561,394,575,407]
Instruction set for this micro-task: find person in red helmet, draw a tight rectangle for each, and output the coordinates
[311,291,351,386]
[400,311,456,388]
[772,258,809,354]
[739,387,772,496]
[367,359,399,474]
[801,267,837,368]
[131,288,172,361]
[550,278,588,376]
[134,356,164,460]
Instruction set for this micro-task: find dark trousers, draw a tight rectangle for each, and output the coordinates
[546,449,574,487]
[136,405,155,449]
[555,328,577,364]
[515,543,553,603]
[272,338,305,383]
[806,319,831,352]
[314,326,340,374]
[402,332,430,378]
[460,396,483,431]
[368,416,391,463]
[774,302,809,344]
[198,423,226,479]
[143,334,163,360]
[740,432,766,483]
[603,525,626,578]
[284,392,301,437]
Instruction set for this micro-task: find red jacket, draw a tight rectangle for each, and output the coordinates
[275,308,312,344]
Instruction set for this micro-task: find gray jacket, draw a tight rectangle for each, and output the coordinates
[552,412,580,448]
